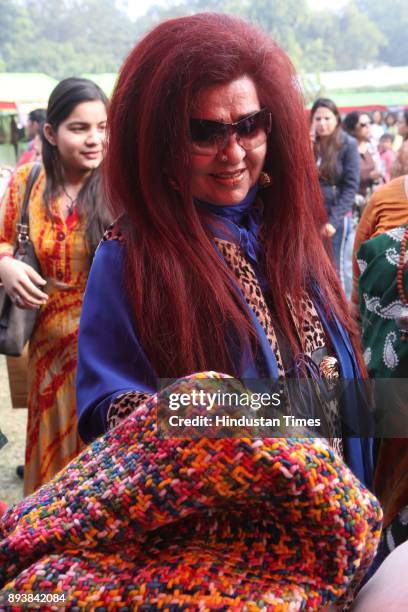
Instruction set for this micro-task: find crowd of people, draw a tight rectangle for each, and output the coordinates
[310,100,408,300]
[0,11,407,609]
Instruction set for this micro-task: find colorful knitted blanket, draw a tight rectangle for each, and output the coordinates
[0,373,382,610]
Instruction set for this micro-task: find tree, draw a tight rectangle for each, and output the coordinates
[324,2,385,69]
[356,0,408,66]
[302,2,385,72]
[0,0,33,70]
[242,0,310,69]
[0,0,401,80]
[2,0,136,78]
[132,0,384,74]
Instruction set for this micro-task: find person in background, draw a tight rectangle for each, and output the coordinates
[385,111,398,134]
[8,113,46,480]
[26,109,46,141]
[385,112,395,127]
[310,98,360,298]
[10,116,19,161]
[343,110,384,201]
[378,133,396,183]
[370,109,385,145]
[16,109,46,167]
[385,111,403,152]
[0,78,111,495]
[391,110,408,179]
[17,120,44,168]
[352,175,408,569]
[352,175,408,310]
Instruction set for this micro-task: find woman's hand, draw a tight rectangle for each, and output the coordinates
[322,223,336,238]
[0,257,48,310]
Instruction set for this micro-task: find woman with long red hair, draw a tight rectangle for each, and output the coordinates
[76,13,372,484]
[0,14,381,609]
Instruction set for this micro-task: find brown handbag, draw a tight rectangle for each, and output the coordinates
[0,163,42,356]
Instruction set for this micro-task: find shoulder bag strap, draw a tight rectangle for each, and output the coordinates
[16,163,42,256]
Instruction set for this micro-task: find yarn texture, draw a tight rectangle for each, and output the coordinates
[0,373,382,610]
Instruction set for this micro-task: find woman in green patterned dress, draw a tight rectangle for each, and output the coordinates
[356,177,408,560]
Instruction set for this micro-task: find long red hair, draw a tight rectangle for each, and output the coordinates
[105,13,364,377]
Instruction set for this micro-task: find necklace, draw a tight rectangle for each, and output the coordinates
[395,225,408,341]
[62,186,78,216]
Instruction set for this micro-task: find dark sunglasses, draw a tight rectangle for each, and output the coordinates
[358,122,370,128]
[189,108,272,155]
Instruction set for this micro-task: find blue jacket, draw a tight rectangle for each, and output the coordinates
[319,131,360,227]
[76,238,373,489]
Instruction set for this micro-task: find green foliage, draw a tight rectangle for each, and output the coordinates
[1,0,135,78]
[326,2,385,69]
[0,0,404,80]
[301,1,385,71]
[243,0,310,70]
[356,0,408,66]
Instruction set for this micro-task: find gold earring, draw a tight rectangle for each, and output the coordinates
[259,171,272,189]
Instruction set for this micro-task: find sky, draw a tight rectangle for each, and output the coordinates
[124,0,350,21]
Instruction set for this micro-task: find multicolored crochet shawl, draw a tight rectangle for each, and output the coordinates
[0,374,382,610]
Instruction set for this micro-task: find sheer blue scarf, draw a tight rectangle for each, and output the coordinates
[194,185,262,264]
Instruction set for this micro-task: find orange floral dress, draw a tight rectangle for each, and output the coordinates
[0,163,89,494]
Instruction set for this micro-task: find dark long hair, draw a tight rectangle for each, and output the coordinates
[310,97,343,185]
[343,111,361,136]
[403,110,408,140]
[42,77,111,254]
[105,12,364,378]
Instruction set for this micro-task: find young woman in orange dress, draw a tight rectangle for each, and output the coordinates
[0,78,111,495]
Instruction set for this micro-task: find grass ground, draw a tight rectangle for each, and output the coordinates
[0,356,26,506]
